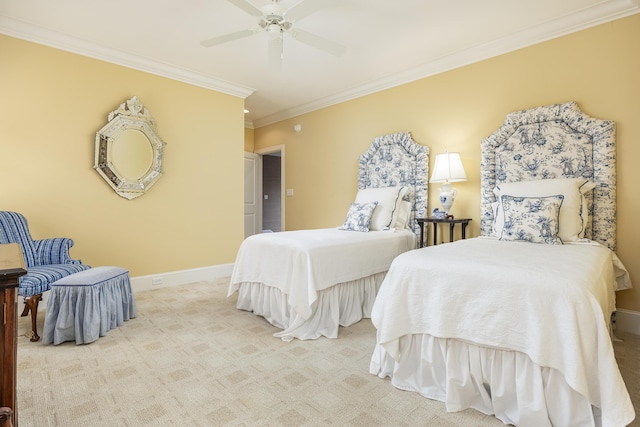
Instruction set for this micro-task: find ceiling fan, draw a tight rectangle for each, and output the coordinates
[200,0,346,71]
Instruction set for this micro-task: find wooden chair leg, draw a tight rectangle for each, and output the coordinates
[0,407,14,427]
[20,294,42,342]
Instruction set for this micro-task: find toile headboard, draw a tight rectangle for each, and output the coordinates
[480,102,617,250]
[358,131,429,241]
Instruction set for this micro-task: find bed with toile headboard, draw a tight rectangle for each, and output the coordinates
[228,132,428,341]
[369,103,634,426]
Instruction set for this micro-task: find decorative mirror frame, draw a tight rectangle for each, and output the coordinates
[94,96,166,200]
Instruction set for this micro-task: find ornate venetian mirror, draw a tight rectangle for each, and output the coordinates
[94,96,166,200]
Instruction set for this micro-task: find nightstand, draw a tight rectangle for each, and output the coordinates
[416,217,471,247]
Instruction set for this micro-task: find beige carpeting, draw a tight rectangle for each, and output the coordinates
[16,278,639,426]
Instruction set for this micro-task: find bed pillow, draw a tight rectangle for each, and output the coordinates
[393,201,412,229]
[492,178,595,242]
[338,201,378,232]
[355,186,407,230]
[499,195,564,244]
[578,190,593,238]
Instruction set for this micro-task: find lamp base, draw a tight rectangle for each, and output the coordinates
[439,183,457,215]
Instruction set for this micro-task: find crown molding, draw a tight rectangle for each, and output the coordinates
[0,16,255,99]
[2,0,637,128]
[253,0,639,128]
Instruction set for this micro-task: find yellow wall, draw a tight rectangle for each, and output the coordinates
[254,14,640,311]
[244,127,254,152]
[0,35,245,277]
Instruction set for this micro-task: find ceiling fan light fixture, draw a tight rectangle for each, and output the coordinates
[267,24,283,39]
[202,0,347,66]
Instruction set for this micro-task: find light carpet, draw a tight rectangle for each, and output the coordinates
[16,277,639,426]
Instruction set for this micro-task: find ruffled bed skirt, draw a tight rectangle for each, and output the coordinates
[370,334,601,427]
[235,272,386,341]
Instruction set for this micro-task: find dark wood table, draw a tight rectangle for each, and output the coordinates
[0,244,27,427]
[416,217,471,247]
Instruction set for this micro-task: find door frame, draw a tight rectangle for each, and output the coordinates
[256,145,285,231]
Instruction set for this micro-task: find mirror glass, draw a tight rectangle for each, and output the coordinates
[111,129,153,179]
[94,96,166,200]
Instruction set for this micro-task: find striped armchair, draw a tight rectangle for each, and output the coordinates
[0,212,90,341]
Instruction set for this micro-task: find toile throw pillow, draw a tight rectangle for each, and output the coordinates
[499,195,564,244]
[338,201,378,232]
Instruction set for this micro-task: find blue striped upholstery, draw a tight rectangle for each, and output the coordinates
[0,211,39,267]
[0,211,90,297]
[19,264,91,296]
[34,238,84,266]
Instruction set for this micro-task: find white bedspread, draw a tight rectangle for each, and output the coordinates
[372,237,634,427]
[229,228,415,320]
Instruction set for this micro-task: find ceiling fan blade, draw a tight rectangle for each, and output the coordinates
[200,29,255,47]
[227,0,263,17]
[268,34,283,72]
[291,29,346,57]
[285,0,332,21]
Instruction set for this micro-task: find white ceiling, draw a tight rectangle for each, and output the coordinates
[1,0,638,128]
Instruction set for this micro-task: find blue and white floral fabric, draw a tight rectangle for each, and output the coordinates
[358,132,429,241]
[480,102,617,251]
[499,195,564,244]
[339,202,378,232]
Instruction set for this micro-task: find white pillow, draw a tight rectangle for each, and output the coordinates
[338,202,378,232]
[492,178,595,242]
[393,201,412,229]
[355,186,407,231]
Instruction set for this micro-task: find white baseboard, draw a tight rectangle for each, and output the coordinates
[614,309,640,335]
[130,263,234,293]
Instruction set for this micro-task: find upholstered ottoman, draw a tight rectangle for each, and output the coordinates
[43,266,136,345]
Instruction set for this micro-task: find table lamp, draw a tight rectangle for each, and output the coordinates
[429,151,467,216]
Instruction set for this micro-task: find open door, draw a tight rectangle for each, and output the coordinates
[243,152,261,238]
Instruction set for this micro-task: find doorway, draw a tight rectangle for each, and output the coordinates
[262,153,282,232]
[255,145,285,235]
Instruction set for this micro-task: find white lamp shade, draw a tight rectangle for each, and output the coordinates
[429,152,467,183]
